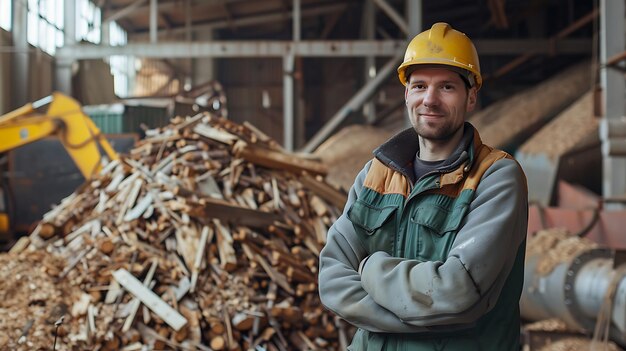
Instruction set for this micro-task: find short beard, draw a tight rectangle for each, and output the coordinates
[412,115,464,141]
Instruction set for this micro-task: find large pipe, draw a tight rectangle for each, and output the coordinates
[521,239,626,346]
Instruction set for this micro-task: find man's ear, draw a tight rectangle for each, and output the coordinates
[466,87,478,112]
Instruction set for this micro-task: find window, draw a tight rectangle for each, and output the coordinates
[107,21,135,97]
[27,0,64,54]
[76,0,100,43]
[0,0,10,31]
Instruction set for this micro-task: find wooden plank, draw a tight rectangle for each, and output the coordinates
[193,124,239,145]
[113,269,187,331]
[122,259,159,332]
[299,174,346,210]
[234,141,328,176]
[189,197,282,228]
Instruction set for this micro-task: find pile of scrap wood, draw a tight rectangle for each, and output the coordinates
[3,113,350,350]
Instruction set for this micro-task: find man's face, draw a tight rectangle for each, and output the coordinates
[405,67,477,141]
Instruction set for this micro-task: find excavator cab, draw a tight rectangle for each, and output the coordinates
[0,92,119,243]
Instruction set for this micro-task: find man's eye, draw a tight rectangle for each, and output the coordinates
[414,84,425,90]
[443,84,454,91]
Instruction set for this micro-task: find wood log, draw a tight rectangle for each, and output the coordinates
[234,141,328,176]
[214,220,237,271]
[211,335,226,350]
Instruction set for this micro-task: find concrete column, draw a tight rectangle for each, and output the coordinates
[55,0,76,95]
[11,0,28,107]
[600,0,626,207]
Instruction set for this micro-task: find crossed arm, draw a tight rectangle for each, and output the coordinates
[318,158,528,332]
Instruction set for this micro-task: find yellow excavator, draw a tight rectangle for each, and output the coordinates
[0,92,119,237]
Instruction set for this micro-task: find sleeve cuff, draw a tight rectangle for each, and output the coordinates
[358,254,371,275]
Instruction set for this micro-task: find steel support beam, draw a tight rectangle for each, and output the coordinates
[302,54,403,153]
[184,0,192,89]
[293,0,301,41]
[103,0,246,22]
[57,39,592,60]
[283,0,300,151]
[373,0,408,35]
[284,54,295,152]
[132,3,348,38]
[103,0,147,24]
[600,0,626,208]
[11,0,28,108]
[55,0,77,96]
[362,0,376,124]
[404,0,422,128]
[406,0,422,37]
[150,0,158,43]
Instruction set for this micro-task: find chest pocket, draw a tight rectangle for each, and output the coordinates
[408,203,468,261]
[347,200,397,255]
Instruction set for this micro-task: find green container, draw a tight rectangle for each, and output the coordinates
[83,102,171,134]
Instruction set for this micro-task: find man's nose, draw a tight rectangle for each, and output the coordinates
[423,87,439,107]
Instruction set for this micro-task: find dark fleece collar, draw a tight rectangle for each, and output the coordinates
[373,122,476,184]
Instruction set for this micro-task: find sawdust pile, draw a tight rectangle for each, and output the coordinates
[518,91,598,159]
[527,228,598,276]
[534,337,621,351]
[315,124,395,191]
[0,250,84,350]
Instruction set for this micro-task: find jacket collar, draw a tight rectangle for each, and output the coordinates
[373,122,483,184]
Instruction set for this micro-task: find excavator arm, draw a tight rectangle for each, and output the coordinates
[0,92,119,179]
[0,92,120,238]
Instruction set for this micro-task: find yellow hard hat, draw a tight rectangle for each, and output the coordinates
[397,22,482,89]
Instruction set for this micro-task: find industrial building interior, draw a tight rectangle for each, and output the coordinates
[1,0,626,350]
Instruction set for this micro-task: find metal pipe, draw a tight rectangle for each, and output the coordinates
[521,247,626,347]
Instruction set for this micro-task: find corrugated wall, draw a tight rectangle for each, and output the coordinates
[28,50,53,102]
[0,28,54,113]
[217,57,284,143]
[0,29,12,115]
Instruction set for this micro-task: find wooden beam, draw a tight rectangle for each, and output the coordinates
[189,197,283,228]
[234,141,328,176]
[113,269,188,331]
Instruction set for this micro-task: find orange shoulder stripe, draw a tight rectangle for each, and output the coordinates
[363,159,411,197]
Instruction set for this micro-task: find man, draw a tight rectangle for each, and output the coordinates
[318,22,528,351]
